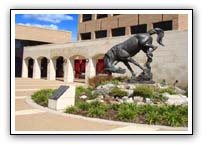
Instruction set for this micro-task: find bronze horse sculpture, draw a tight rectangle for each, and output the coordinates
[104,28,165,82]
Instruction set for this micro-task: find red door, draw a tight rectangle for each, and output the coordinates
[74,60,80,78]
[74,59,86,79]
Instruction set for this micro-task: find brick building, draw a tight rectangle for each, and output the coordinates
[78,14,188,40]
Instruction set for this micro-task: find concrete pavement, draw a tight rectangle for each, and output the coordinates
[15,78,123,131]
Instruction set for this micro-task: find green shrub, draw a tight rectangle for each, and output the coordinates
[65,106,78,114]
[75,86,86,97]
[75,86,98,100]
[138,105,188,127]
[100,79,120,85]
[145,110,161,125]
[31,89,56,107]
[87,101,108,117]
[110,103,120,111]
[117,103,139,121]
[152,94,168,103]
[114,76,128,82]
[109,88,128,98]
[88,76,128,88]
[76,101,90,111]
[133,85,156,99]
[162,105,188,127]
[159,88,177,95]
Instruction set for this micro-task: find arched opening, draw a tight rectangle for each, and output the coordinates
[27,58,34,78]
[40,57,48,78]
[56,56,64,80]
[71,55,86,80]
[93,54,111,76]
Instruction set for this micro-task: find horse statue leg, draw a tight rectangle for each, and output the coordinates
[104,54,126,74]
[126,57,145,72]
[123,61,135,77]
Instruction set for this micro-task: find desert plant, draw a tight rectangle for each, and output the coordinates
[109,87,128,98]
[31,89,56,107]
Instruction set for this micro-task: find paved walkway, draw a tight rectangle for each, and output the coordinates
[15,78,187,132]
[15,78,123,131]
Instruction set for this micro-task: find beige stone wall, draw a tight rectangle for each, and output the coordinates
[23,30,188,87]
[178,14,188,30]
[77,14,188,41]
[16,25,72,43]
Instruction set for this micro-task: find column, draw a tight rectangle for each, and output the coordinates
[21,59,28,78]
[47,58,56,80]
[64,58,74,83]
[85,58,96,84]
[33,59,41,79]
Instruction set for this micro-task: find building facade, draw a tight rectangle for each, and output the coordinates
[15,25,72,77]
[18,14,188,87]
[77,14,188,40]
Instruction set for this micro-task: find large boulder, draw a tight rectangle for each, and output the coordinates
[175,87,186,94]
[95,83,115,95]
[163,93,188,105]
[133,96,144,103]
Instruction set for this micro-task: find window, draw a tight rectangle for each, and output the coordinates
[153,20,173,31]
[95,30,107,39]
[80,32,91,40]
[82,14,92,22]
[111,27,125,37]
[97,14,108,19]
[130,24,147,34]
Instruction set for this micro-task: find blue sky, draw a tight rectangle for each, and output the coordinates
[15,14,78,42]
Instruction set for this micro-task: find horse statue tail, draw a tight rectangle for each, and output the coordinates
[148,28,165,46]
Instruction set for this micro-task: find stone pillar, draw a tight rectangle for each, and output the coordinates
[21,59,28,78]
[107,29,112,38]
[47,58,56,80]
[33,59,41,79]
[64,58,74,83]
[85,58,96,84]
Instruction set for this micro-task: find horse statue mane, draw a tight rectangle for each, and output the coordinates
[103,28,165,83]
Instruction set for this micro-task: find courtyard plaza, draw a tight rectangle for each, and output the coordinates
[15,78,187,131]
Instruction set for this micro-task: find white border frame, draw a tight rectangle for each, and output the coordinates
[11,9,193,135]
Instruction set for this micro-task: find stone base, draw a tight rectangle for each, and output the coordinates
[127,78,155,84]
[127,69,155,84]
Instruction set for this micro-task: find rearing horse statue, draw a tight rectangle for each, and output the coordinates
[104,28,165,81]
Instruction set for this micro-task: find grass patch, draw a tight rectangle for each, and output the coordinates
[31,89,56,107]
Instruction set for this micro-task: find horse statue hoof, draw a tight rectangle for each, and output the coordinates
[116,68,126,74]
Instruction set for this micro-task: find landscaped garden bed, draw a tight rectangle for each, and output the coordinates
[31,76,188,127]
[65,101,188,127]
